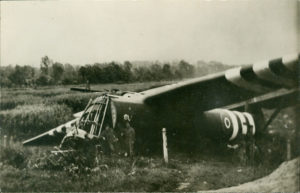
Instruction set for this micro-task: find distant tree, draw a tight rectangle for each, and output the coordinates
[51,62,64,83]
[0,65,14,87]
[123,61,133,82]
[174,69,183,79]
[79,66,88,83]
[91,64,103,83]
[101,62,124,83]
[8,65,35,86]
[23,66,36,86]
[37,56,54,85]
[114,62,124,82]
[8,65,23,85]
[0,56,208,87]
[40,56,52,75]
[162,63,173,80]
[149,64,163,81]
[84,65,96,83]
[62,63,77,84]
[178,60,194,78]
[36,74,49,85]
[133,66,152,81]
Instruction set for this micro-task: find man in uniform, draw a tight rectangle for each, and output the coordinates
[101,124,118,155]
[123,114,135,157]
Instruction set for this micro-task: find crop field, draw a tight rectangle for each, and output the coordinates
[0,81,298,192]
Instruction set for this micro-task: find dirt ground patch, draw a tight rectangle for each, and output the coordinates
[210,157,300,192]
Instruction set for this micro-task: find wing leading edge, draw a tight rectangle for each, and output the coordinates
[136,53,299,112]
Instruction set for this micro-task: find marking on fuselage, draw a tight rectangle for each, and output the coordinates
[233,111,247,135]
[111,101,117,128]
[224,117,231,128]
[243,112,255,135]
[224,109,239,141]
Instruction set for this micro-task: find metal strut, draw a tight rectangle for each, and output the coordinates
[263,108,282,130]
[89,102,104,135]
[77,98,93,134]
[83,99,101,128]
[98,96,110,137]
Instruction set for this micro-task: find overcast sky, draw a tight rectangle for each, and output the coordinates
[0,0,299,67]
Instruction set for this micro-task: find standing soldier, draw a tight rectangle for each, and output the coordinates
[123,114,135,157]
[101,124,118,155]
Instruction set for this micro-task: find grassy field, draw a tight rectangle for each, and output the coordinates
[0,81,176,140]
[0,81,298,192]
[0,142,275,192]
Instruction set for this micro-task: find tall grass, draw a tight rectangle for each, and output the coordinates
[0,95,44,110]
[45,92,100,112]
[0,143,275,192]
[0,82,175,141]
[0,81,174,110]
[0,104,73,140]
[1,90,99,111]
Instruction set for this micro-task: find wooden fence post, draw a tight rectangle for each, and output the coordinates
[3,135,7,147]
[287,138,291,160]
[162,128,168,164]
[9,135,14,147]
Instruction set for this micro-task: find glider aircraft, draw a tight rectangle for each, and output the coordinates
[23,53,299,153]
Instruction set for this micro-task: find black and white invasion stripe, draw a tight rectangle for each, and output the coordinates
[225,53,299,93]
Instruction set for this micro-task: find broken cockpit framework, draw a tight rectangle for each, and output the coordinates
[59,95,113,149]
[23,94,119,153]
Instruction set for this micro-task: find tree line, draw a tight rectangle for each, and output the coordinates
[0,56,196,87]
